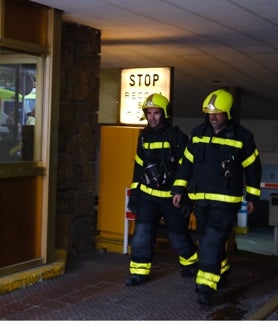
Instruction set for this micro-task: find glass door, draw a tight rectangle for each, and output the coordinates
[0,51,46,274]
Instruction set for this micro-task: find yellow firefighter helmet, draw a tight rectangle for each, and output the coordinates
[202,89,233,119]
[142,93,170,119]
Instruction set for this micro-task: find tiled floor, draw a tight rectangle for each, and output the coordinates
[0,233,278,321]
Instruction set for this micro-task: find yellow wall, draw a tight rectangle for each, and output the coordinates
[96,125,142,252]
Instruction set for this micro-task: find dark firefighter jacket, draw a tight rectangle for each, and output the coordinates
[130,123,188,200]
[172,118,262,207]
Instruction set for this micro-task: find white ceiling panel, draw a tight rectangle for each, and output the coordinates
[30,0,278,119]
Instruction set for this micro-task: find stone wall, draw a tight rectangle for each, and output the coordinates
[56,22,100,255]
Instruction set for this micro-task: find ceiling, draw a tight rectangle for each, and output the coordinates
[31,0,278,119]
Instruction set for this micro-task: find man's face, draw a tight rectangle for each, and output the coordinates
[208,112,227,133]
[146,107,164,129]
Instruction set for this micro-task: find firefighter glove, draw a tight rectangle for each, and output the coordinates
[127,190,139,214]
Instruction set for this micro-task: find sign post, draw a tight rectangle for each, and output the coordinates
[123,188,136,254]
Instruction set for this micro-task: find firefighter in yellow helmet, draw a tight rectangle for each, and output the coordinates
[172,89,262,305]
[126,93,197,286]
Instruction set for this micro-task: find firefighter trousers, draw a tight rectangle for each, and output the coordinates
[129,196,197,276]
[194,204,238,293]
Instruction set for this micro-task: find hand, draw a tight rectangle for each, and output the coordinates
[247,201,255,214]
[173,194,182,208]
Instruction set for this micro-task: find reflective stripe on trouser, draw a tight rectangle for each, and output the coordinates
[220,258,230,275]
[179,251,198,267]
[196,269,220,291]
[129,260,151,276]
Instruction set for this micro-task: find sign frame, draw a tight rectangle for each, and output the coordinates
[120,67,173,125]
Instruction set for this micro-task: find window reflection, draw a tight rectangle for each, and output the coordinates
[0,64,36,162]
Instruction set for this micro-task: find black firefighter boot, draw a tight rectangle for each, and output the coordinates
[125,274,149,287]
[196,284,215,306]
